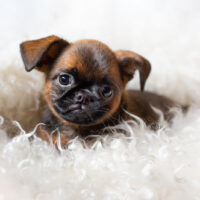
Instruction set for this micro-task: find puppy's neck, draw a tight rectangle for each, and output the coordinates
[40,105,123,139]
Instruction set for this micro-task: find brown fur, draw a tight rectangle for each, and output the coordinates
[20,35,179,147]
[37,126,69,147]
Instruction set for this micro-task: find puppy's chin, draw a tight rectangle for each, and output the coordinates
[53,102,111,126]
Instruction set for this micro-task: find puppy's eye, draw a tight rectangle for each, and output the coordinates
[100,85,113,98]
[59,74,72,86]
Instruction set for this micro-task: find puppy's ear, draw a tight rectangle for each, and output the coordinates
[115,50,151,91]
[20,35,69,72]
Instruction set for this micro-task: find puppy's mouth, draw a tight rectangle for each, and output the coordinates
[66,104,88,113]
[54,103,87,114]
[53,101,108,126]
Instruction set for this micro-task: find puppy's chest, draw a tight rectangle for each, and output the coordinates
[40,107,76,137]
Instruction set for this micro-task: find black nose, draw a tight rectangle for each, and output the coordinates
[74,92,91,104]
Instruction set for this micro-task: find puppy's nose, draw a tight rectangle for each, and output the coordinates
[74,92,90,105]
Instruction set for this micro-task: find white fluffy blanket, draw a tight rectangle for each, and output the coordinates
[0,0,200,199]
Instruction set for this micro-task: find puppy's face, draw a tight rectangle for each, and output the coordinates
[20,36,151,127]
[45,40,123,126]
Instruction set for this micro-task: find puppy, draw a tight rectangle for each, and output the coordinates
[20,35,177,146]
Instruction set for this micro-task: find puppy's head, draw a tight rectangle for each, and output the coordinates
[20,35,151,127]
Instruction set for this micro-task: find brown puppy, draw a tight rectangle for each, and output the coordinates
[20,35,176,146]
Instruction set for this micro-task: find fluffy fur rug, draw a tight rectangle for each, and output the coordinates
[0,0,200,199]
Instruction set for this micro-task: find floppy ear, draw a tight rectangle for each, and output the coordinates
[20,35,69,72]
[115,50,151,91]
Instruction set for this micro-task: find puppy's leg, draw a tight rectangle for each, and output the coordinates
[123,90,182,128]
[133,90,181,122]
[37,126,69,147]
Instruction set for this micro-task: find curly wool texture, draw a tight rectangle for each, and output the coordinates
[1,0,200,199]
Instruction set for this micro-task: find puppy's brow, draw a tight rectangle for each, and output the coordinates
[71,67,78,74]
[53,68,68,74]
[52,67,78,78]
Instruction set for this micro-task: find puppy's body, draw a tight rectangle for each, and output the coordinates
[37,89,176,146]
[20,36,178,146]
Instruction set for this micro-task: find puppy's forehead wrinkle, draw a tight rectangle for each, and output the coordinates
[78,45,111,66]
[73,41,114,75]
[54,40,119,83]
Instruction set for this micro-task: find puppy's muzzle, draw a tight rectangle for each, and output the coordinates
[74,91,91,105]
